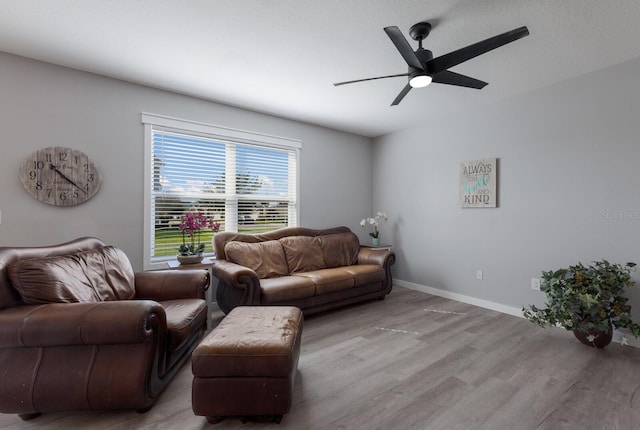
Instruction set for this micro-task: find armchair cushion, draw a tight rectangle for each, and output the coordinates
[7,246,135,304]
[162,299,208,351]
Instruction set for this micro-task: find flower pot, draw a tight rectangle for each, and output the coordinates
[371,237,380,246]
[177,254,204,265]
[573,325,613,348]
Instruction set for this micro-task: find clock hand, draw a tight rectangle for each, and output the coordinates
[49,164,88,194]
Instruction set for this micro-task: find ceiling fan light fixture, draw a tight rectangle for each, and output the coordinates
[409,74,432,88]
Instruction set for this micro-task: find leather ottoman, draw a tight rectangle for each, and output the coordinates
[191,306,303,424]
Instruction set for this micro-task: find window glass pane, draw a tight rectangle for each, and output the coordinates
[238,200,290,234]
[153,130,225,196]
[236,144,291,197]
[153,197,225,257]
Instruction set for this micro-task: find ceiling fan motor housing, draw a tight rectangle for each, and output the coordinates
[412,49,433,78]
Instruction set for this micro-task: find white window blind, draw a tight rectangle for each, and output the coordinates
[142,113,300,269]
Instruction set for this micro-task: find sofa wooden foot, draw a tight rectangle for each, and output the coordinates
[206,416,224,424]
[19,413,41,421]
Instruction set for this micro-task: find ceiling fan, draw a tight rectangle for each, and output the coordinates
[334,22,530,106]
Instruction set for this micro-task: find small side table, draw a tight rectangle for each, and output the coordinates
[361,244,392,252]
[166,257,216,328]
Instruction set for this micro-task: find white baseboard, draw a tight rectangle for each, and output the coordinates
[395,279,640,349]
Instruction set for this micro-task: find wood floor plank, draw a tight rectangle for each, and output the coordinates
[2,286,640,429]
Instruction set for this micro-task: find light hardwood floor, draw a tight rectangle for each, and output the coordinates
[2,286,640,430]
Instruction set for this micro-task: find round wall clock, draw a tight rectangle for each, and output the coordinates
[20,146,102,206]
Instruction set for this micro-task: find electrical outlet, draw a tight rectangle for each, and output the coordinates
[476,270,483,280]
[531,278,541,291]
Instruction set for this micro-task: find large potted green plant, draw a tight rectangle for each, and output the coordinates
[523,260,640,348]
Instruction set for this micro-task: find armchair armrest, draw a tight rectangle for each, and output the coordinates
[135,270,209,301]
[0,301,166,348]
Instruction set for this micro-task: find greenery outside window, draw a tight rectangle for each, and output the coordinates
[142,113,301,270]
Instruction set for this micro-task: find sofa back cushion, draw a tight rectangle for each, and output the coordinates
[279,236,326,273]
[316,232,360,268]
[7,246,135,304]
[224,240,289,279]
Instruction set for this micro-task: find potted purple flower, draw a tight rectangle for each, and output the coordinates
[177,211,221,264]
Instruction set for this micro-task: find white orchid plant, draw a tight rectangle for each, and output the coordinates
[360,211,388,239]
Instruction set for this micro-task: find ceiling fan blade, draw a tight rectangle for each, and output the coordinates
[391,83,412,106]
[334,73,409,86]
[384,26,424,70]
[427,26,529,75]
[432,70,488,89]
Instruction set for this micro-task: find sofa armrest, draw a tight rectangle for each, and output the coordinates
[0,301,166,348]
[212,260,260,287]
[135,270,209,301]
[357,248,395,267]
[212,260,260,295]
[358,248,396,295]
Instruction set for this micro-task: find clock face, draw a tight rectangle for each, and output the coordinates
[20,146,102,206]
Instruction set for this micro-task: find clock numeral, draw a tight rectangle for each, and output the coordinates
[46,189,53,198]
[58,152,68,162]
[83,163,89,173]
[45,153,52,163]
[84,183,90,191]
[29,170,37,180]
[33,161,45,170]
[73,190,79,199]
[87,174,94,182]
[59,192,67,201]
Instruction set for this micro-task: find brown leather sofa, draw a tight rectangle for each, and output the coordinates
[0,237,209,419]
[212,226,395,315]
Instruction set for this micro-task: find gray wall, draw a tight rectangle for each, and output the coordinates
[0,52,373,270]
[373,58,640,314]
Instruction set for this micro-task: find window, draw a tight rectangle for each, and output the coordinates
[142,113,301,270]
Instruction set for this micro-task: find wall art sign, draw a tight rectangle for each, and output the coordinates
[460,158,497,208]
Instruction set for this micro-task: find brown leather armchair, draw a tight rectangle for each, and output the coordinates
[0,237,209,420]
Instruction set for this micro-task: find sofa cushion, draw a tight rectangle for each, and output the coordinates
[293,267,355,295]
[224,240,289,279]
[280,236,326,273]
[260,276,316,303]
[7,246,135,304]
[342,265,385,287]
[316,232,360,268]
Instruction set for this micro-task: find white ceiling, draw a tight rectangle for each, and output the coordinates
[1,1,640,137]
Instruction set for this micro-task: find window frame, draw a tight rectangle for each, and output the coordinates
[141,113,301,270]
